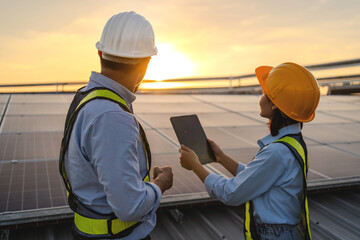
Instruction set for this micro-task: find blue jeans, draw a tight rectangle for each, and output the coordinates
[255,223,304,240]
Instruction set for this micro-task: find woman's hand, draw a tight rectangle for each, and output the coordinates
[208,139,224,163]
[179,145,201,171]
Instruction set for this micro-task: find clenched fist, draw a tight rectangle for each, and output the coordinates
[152,166,173,193]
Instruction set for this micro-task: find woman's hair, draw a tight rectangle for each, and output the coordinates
[268,108,302,136]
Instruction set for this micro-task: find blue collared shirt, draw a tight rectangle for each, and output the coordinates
[65,72,162,239]
[205,123,304,224]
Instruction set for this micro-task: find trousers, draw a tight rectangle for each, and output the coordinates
[255,223,304,240]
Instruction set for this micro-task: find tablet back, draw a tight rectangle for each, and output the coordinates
[170,114,215,164]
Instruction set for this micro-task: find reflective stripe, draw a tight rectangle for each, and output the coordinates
[74,174,149,235]
[76,89,128,112]
[143,175,150,182]
[305,197,311,239]
[74,213,137,235]
[244,202,253,240]
[73,175,150,236]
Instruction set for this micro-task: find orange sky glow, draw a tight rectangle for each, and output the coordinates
[0,0,359,87]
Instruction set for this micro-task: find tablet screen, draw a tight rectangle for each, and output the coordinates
[170,114,215,164]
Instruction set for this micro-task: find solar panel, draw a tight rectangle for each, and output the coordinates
[136,113,174,129]
[0,95,10,103]
[1,115,66,133]
[7,103,69,115]
[0,132,62,161]
[152,153,207,196]
[10,94,73,103]
[136,94,198,103]
[332,143,360,155]
[133,102,225,114]
[145,130,178,154]
[197,112,262,127]
[0,103,5,116]
[0,160,66,212]
[307,145,360,178]
[325,110,360,122]
[302,123,360,144]
[193,94,259,103]
[0,93,359,215]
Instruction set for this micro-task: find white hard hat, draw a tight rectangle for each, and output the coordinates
[96,11,158,59]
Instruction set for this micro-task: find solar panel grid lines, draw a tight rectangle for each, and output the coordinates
[0,94,359,215]
[0,132,62,161]
[0,161,67,212]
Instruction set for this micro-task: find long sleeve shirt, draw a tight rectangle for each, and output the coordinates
[65,72,162,240]
[204,123,304,225]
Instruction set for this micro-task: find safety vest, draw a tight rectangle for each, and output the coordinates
[244,134,312,240]
[59,87,151,239]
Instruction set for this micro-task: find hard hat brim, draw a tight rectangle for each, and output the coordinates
[255,66,273,94]
[96,42,158,58]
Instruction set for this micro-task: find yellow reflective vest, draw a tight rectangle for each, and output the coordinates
[59,87,151,238]
[244,134,312,240]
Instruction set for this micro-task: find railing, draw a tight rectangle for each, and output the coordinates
[1,58,360,94]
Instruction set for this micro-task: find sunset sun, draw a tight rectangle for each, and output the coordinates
[144,43,195,81]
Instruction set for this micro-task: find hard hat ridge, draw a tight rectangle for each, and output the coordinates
[96,11,157,60]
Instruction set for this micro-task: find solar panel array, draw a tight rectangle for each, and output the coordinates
[0,93,359,213]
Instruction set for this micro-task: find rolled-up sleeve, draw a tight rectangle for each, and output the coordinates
[83,110,161,222]
[204,146,286,206]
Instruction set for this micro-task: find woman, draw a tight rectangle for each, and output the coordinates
[179,62,320,240]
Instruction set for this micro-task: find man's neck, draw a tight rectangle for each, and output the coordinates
[100,69,138,93]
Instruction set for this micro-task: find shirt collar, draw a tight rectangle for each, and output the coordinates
[83,71,136,106]
[257,123,302,148]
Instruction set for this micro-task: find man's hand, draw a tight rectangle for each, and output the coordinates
[152,167,173,193]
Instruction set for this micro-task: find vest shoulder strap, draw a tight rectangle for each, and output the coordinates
[275,134,312,240]
[275,134,308,178]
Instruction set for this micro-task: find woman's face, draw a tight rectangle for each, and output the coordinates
[259,93,275,120]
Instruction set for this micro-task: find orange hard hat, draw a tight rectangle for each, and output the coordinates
[255,62,320,122]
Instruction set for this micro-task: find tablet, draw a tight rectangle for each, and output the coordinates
[170,114,215,164]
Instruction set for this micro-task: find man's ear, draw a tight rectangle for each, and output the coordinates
[272,105,277,110]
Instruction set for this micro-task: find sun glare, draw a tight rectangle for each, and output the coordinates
[144,44,194,81]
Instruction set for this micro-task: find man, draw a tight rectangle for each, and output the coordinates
[59,11,173,240]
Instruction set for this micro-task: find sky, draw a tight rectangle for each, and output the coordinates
[0,0,360,85]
